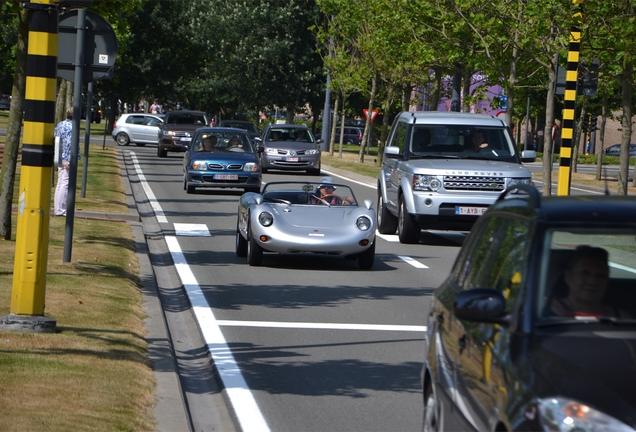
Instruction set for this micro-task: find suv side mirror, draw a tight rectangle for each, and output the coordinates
[453,288,510,325]
[521,150,537,163]
[384,146,400,159]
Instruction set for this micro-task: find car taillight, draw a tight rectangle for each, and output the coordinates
[357,134,363,139]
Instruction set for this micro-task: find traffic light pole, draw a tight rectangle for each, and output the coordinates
[4,0,58,332]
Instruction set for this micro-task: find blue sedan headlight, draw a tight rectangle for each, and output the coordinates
[244,162,258,172]
[192,161,208,170]
[537,397,633,432]
[258,212,273,227]
[356,216,372,231]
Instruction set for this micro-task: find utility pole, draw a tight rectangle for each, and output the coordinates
[557,0,583,196]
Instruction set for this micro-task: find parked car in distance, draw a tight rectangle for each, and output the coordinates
[235,178,376,268]
[157,110,208,157]
[257,123,321,175]
[422,184,636,432]
[112,113,164,146]
[218,120,260,142]
[182,127,262,194]
[603,143,636,157]
[317,126,378,146]
[0,94,10,110]
[377,111,533,244]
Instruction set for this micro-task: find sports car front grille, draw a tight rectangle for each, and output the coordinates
[443,175,506,191]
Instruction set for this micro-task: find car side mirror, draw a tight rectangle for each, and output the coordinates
[255,137,262,142]
[453,288,510,325]
[363,199,373,210]
[316,139,323,144]
[257,146,264,153]
[384,146,400,159]
[521,150,537,163]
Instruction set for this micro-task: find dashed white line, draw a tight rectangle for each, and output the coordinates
[174,223,211,236]
[398,256,429,269]
[131,152,168,223]
[376,231,399,242]
[216,320,427,332]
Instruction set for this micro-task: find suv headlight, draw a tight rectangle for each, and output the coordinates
[508,178,533,193]
[164,130,176,136]
[192,161,208,170]
[537,397,633,432]
[244,162,258,172]
[413,174,442,192]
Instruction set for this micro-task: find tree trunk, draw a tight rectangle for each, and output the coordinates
[430,67,442,111]
[618,60,632,195]
[0,6,28,240]
[358,75,377,164]
[595,93,607,181]
[541,53,558,196]
[339,92,346,159]
[329,96,339,156]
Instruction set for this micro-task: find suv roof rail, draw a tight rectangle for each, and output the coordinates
[496,183,541,209]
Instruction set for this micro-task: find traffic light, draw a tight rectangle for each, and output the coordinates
[582,116,588,133]
[590,116,598,132]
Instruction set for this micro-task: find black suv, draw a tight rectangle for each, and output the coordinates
[0,94,11,110]
[423,185,636,431]
[157,110,208,157]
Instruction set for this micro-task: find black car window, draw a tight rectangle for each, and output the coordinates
[127,115,143,125]
[457,216,530,310]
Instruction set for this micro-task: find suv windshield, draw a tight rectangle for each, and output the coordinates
[166,113,207,125]
[409,125,516,162]
[537,229,636,323]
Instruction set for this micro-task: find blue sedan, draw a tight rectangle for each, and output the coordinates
[183,127,262,194]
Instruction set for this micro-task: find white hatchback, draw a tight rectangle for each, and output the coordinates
[112,113,164,146]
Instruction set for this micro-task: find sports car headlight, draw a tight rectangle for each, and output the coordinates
[537,397,633,432]
[258,212,273,227]
[244,162,258,172]
[191,161,208,170]
[356,216,372,231]
[413,174,442,192]
[265,147,278,154]
[305,149,319,155]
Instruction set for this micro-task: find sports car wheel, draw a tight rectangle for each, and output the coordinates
[377,191,398,234]
[423,382,438,432]
[236,222,247,257]
[398,196,420,244]
[116,132,130,146]
[357,240,375,269]
[247,225,263,266]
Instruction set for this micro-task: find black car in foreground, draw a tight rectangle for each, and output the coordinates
[423,185,636,431]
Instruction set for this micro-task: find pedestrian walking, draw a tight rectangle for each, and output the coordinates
[54,106,73,216]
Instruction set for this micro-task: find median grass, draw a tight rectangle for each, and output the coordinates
[0,145,155,431]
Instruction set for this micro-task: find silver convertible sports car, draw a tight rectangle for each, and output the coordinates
[235,178,377,269]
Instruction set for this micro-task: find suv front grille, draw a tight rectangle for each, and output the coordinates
[443,175,505,191]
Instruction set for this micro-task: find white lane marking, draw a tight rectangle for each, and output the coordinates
[398,256,429,269]
[174,223,211,237]
[376,231,399,242]
[165,236,270,432]
[321,169,375,188]
[610,262,636,274]
[130,152,168,223]
[216,320,427,332]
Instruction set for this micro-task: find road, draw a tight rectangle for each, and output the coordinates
[94,138,622,431]
[121,141,469,432]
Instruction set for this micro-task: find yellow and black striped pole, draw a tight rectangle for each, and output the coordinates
[557,0,583,196]
[10,0,57,323]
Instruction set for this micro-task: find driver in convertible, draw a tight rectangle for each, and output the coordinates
[311,177,354,205]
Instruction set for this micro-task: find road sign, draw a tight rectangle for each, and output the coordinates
[363,109,378,122]
[58,9,118,84]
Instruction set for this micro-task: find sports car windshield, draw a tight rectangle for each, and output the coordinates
[537,229,636,325]
[261,181,357,206]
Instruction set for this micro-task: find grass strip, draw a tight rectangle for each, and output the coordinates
[0,145,155,431]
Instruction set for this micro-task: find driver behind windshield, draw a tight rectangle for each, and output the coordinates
[311,177,355,205]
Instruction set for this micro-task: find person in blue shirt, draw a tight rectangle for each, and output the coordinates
[54,107,73,216]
